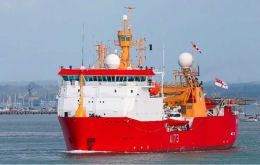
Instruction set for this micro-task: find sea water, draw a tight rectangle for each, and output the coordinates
[0,109,259,164]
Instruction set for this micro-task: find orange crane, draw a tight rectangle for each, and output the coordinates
[162,67,207,117]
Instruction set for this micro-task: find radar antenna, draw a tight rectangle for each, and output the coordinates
[125,6,135,25]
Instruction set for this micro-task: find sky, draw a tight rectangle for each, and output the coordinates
[0,0,260,83]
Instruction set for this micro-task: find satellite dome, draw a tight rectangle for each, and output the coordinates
[178,52,193,68]
[105,54,120,69]
[123,15,128,20]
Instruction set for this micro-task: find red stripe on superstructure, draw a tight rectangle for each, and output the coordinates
[58,68,155,76]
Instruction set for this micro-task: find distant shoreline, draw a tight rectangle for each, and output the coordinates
[0,111,57,115]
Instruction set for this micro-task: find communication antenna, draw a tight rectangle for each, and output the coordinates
[162,43,165,98]
[81,24,85,67]
[125,6,135,25]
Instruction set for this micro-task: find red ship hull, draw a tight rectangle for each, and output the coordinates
[59,108,238,152]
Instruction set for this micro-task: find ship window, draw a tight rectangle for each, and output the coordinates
[102,76,107,81]
[84,76,89,81]
[111,76,115,82]
[121,36,125,41]
[98,76,102,81]
[127,76,134,82]
[126,37,130,41]
[62,76,68,81]
[134,76,141,81]
[141,76,146,81]
[107,76,112,82]
[122,76,127,81]
[114,89,117,93]
[93,76,97,81]
[63,75,80,81]
[75,76,80,81]
[116,76,125,82]
[131,90,133,93]
[71,75,79,81]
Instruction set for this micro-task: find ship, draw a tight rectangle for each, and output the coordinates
[57,12,238,153]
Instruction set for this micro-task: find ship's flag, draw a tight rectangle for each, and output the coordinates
[191,41,202,54]
[215,78,228,89]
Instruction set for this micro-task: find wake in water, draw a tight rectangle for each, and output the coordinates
[64,150,111,154]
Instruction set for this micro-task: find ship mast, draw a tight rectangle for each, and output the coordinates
[116,7,136,70]
[96,43,108,68]
[137,38,145,68]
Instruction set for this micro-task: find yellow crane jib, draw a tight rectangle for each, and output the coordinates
[75,74,88,117]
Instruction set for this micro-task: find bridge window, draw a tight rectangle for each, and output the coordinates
[118,76,123,81]
[73,75,148,82]
[126,36,130,41]
[127,76,134,82]
[116,76,120,82]
[102,76,107,81]
[97,76,102,81]
[107,76,115,82]
[85,76,93,81]
[134,76,141,81]
[62,75,79,81]
[107,76,112,82]
[111,76,115,82]
[121,36,125,41]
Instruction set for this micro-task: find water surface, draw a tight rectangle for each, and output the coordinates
[0,112,259,164]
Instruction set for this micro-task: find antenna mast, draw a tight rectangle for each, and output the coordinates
[117,6,136,69]
[125,6,135,25]
[81,24,85,66]
[162,44,165,98]
[137,38,145,68]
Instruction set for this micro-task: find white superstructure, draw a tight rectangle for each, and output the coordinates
[57,70,164,121]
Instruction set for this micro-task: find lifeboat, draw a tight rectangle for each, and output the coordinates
[149,82,160,96]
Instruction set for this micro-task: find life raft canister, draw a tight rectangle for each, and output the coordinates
[149,82,160,95]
